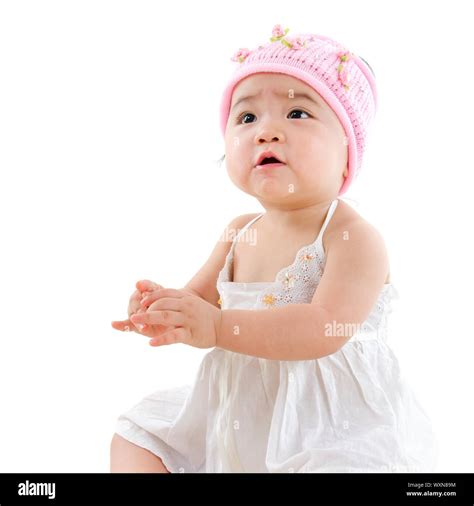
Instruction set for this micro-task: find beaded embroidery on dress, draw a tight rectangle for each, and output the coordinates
[115,198,439,473]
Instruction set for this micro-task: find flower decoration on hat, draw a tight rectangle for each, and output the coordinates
[270,24,307,49]
[230,24,310,64]
[270,24,289,41]
[337,50,354,91]
[230,47,252,63]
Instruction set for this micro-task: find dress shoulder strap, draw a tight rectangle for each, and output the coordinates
[228,213,264,255]
[233,214,264,242]
[315,198,339,246]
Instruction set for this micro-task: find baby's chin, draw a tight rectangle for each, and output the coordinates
[248,178,301,201]
[247,172,328,200]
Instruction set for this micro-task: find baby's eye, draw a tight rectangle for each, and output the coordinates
[288,109,310,119]
[238,112,256,124]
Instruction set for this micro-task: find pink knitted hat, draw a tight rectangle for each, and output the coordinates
[219,24,378,196]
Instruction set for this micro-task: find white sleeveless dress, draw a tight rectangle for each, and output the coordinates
[115,198,439,473]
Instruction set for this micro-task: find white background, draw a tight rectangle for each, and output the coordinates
[0,0,473,472]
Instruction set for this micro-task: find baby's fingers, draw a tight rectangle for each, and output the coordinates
[136,280,163,293]
[111,319,133,332]
[111,319,148,333]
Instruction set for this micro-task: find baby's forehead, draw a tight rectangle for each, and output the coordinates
[229,72,345,134]
[231,73,325,107]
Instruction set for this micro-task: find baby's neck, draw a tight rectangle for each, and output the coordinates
[256,199,336,231]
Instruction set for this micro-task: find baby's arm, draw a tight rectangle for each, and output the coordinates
[216,221,389,361]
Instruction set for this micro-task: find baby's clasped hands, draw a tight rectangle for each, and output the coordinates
[132,287,221,349]
[112,280,221,349]
[111,279,168,338]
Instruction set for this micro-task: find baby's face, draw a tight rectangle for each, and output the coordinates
[224,73,348,205]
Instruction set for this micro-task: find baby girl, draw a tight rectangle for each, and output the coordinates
[110,24,439,473]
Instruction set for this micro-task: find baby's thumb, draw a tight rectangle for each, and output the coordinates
[136,279,162,292]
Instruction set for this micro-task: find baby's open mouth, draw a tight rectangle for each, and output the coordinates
[255,157,286,168]
[260,156,281,165]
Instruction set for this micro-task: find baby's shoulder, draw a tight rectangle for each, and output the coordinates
[327,199,385,242]
[234,212,262,225]
[224,212,262,236]
[328,199,363,233]
[217,213,262,250]
[326,199,391,282]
